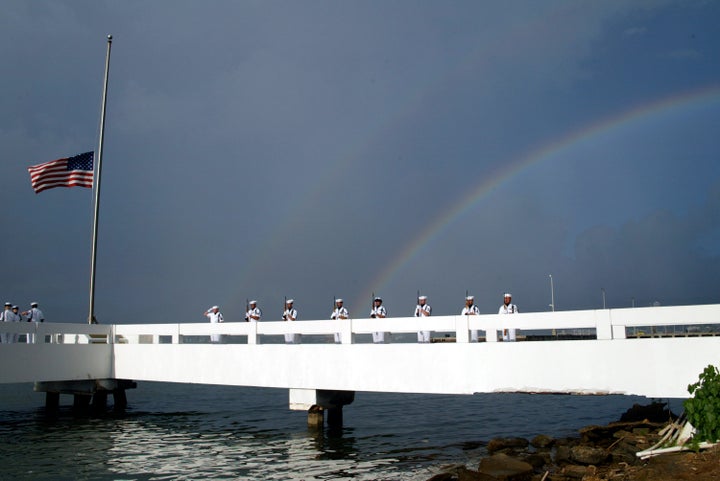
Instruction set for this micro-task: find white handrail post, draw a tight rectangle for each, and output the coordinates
[596,309,613,340]
[485,318,498,343]
[455,316,470,343]
[248,321,258,345]
[611,312,627,339]
[172,324,180,344]
[341,318,353,344]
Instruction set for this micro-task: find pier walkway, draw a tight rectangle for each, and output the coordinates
[0,304,718,413]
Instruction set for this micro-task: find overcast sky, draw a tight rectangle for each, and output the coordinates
[1,1,719,323]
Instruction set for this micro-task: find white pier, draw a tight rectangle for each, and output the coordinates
[0,304,718,418]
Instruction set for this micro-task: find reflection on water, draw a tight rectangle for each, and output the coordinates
[0,382,672,480]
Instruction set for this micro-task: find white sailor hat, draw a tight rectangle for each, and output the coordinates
[374,296,382,302]
[418,295,427,300]
[211,305,219,310]
[12,305,18,310]
[4,302,11,306]
[31,302,38,307]
[286,299,294,304]
[465,295,474,301]
[249,300,257,305]
[335,298,343,303]
[504,293,512,298]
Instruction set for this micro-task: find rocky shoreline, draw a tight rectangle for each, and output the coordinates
[426,402,720,481]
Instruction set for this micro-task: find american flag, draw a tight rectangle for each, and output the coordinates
[28,151,94,194]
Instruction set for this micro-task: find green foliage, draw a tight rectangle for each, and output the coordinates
[684,364,720,445]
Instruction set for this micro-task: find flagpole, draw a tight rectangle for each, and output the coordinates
[88,35,112,325]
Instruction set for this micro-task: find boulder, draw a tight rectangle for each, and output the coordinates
[569,445,608,465]
[561,464,592,479]
[478,453,533,480]
[530,434,555,449]
[487,437,530,453]
[554,445,572,464]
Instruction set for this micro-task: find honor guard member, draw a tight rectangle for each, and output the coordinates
[245,300,262,322]
[204,305,224,343]
[461,295,480,342]
[22,302,44,344]
[7,305,21,343]
[11,306,22,343]
[282,299,300,344]
[499,293,519,341]
[0,302,10,343]
[330,299,349,343]
[414,295,432,343]
[370,297,389,344]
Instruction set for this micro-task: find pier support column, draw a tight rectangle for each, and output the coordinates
[45,392,60,411]
[34,379,137,414]
[113,389,128,412]
[307,405,324,428]
[289,388,355,428]
[327,407,343,428]
[91,391,108,412]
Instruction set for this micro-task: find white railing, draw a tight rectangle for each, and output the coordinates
[1,303,717,345]
[107,303,719,344]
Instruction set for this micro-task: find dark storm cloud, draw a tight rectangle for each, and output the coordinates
[1,1,718,323]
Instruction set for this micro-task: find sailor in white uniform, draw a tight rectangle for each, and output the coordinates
[461,295,480,342]
[499,293,519,341]
[414,295,432,343]
[204,305,224,343]
[11,306,22,343]
[330,299,349,343]
[282,299,300,344]
[0,302,11,343]
[245,300,262,322]
[370,297,388,343]
[22,302,44,344]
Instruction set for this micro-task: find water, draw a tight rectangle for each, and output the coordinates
[0,382,674,480]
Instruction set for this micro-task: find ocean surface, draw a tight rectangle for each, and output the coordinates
[0,382,678,480]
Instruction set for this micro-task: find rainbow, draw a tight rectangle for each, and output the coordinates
[356,84,720,308]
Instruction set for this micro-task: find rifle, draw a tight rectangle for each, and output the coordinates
[245,299,249,322]
[370,292,376,318]
[283,296,287,320]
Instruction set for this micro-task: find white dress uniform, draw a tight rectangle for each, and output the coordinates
[330,301,349,343]
[414,298,432,343]
[370,303,388,343]
[25,305,44,344]
[0,305,9,344]
[462,300,481,342]
[499,301,519,341]
[11,308,21,343]
[205,307,224,343]
[245,303,262,322]
[283,302,300,344]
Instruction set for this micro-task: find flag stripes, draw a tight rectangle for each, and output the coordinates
[28,151,94,194]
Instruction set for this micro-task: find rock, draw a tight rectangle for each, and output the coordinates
[561,464,596,479]
[569,445,608,465]
[457,467,497,481]
[478,453,533,480]
[487,437,530,453]
[523,453,548,469]
[555,445,572,463]
[530,434,555,448]
[427,466,498,481]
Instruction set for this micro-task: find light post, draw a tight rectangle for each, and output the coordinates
[549,274,555,312]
